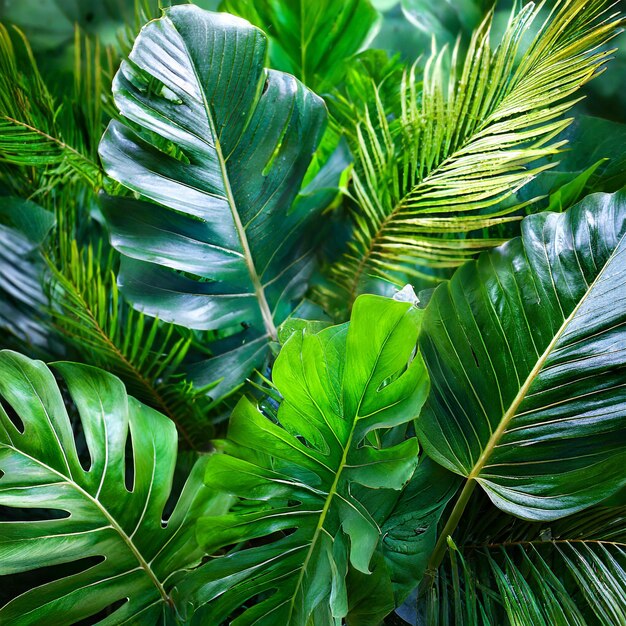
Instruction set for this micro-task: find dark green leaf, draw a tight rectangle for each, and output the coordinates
[0,197,55,354]
[99,6,327,404]
[419,189,626,524]
[219,0,380,92]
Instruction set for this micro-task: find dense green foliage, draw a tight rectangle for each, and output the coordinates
[0,0,625,624]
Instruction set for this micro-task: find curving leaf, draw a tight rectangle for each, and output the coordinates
[416,189,626,583]
[176,295,429,625]
[219,0,380,92]
[379,458,462,603]
[421,497,626,626]
[0,350,227,624]
[0,24,103,192]
[48,237,217,450]
[401,0,483,45]
[324,0,622,308]
[99,5,327,405]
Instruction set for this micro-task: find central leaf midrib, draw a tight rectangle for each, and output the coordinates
[425,227,626,576]
[345,126,518,306]
[285,315,404,620]
[173,21,278,341]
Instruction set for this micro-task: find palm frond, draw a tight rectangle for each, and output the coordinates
[0,23,106,195]
[423,499,626,626]
[325,0,623,310]
[47,225,214,449]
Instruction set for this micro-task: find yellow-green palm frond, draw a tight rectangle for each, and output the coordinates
[326,0,623,309]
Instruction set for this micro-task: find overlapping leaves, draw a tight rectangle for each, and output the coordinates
[419,189,626,524]
[325,0,622,308]
[423,496,626,625]
[0,197,54,354]
[175,295,430,625]
[220,0,380,92]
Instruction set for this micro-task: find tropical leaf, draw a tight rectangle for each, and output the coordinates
[401,0,485,46]
[324,0,622,309]
[219,0,380,92]
[416,189,626,586]
[174,294,429,625]
[0,23,104,193]
[0,197,55,355]
[491,115,626,221]
[0,350,227,625]
[99,5,327,405]
[47,236,215,449]
[421,498,626,626]
[377,457,462,604]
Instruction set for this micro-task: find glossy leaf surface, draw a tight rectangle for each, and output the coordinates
[99,6,326,402]
[419,191,626,520]
[0,351,225,624]
[220,0,379,92]
[182,295,429,625]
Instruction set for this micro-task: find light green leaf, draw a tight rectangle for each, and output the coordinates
[177,295,429,625]
[99,6,327,404]
[0,351,227,624]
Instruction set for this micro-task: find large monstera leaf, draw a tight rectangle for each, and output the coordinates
[0,351,226,624]
[174,295,429,625]
[99,6,327,404]
[417,188,626,563]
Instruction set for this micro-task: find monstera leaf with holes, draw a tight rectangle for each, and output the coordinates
[99,5,327,406]
[0,351,227,624]
[171,295,430,625]
[416,189,626,585]
[220,0,380,92]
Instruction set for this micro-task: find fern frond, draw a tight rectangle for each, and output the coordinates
[425,504,626,625]
[47,230,213,449]
[0,24,105,193]
[326,0,623,309]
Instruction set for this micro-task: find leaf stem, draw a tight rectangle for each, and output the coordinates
[420,478,476,595]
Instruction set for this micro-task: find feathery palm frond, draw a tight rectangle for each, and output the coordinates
[0,23,106,195]
[324,0,623,310]
[47,226,214,449]
[423,501,626,626]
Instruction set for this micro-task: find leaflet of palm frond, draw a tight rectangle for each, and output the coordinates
[326,0,622,306]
